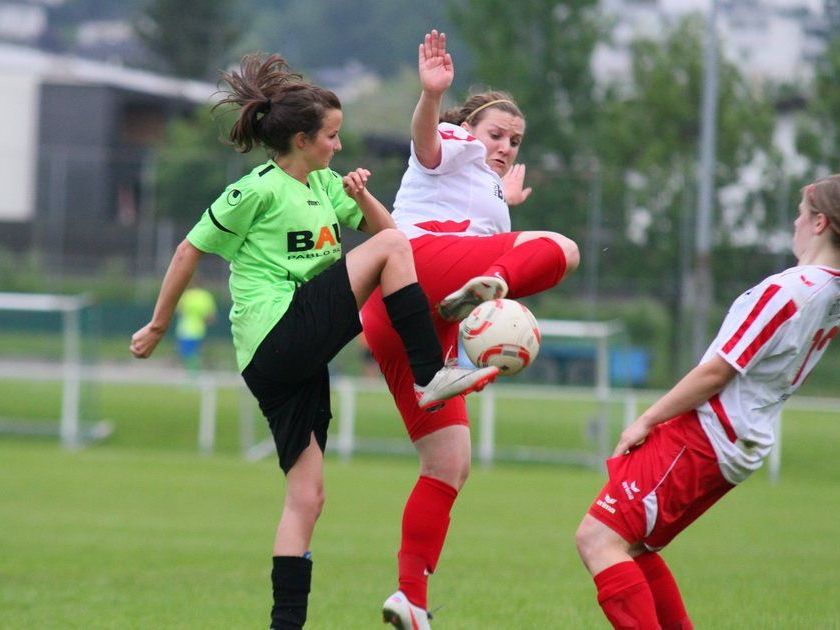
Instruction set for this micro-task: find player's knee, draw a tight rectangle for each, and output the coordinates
[289,485,325,523]
[574,517,598,559]
[420,453,470,490]
[374,228,411,258]
[543,233,580,272]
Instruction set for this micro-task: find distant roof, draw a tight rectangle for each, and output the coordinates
[0,42,218,104]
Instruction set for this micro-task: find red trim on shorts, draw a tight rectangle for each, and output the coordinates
[721,284,780,353]
[587,411,734,549]
[735,299,797,368]
[414,219,471,233]
[708,394,737,443]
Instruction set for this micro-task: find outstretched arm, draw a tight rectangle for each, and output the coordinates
[411,29,454,170]
[612,354,737,456]
[130,239,203,358]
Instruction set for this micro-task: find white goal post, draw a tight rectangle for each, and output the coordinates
[0,292,110,448]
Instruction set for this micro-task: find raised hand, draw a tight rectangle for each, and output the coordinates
[502,164,533,206]
[419,29,453,97]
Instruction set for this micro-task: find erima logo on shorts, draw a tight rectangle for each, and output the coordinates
[621,480,641,501]
[596,493,617,514]
[287,223,342,252]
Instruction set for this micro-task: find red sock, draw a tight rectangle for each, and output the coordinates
[484,237,567,298]
[594,561,661,629]
[397,476,458,610]
[635,553,692,630]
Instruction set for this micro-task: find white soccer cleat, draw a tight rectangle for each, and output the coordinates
[382,590,432,629]
[437,275,509,322]
[414,363,499,411]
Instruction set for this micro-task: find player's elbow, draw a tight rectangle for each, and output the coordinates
[700,356,737,391]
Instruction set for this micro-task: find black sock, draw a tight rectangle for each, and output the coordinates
[270,555,312,630]
[383,283,444,386]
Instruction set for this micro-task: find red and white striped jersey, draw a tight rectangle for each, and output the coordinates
[697,265,840,483]
[392,123,511,239]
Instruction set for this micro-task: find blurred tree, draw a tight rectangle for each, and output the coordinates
[134,0,247,80]
[250,0,467,78]
[451,0,603,169]
[797,35,840,176]
[593,15,775,368]
[449,0,606,304]
[152,106,259,223]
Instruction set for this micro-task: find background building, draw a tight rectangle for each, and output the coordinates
[0,43,214,271]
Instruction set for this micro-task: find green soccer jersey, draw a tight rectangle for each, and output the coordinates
[186,160,364,371]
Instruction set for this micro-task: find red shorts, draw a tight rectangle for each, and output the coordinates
[360,233,519,441]
[588,411,735,550]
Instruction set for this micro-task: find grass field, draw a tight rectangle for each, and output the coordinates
[2,377,840,628]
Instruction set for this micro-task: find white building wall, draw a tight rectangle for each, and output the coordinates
[0,71,39,221]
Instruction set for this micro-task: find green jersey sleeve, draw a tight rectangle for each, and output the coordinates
[323,169,365,230]
[186,183,264,261]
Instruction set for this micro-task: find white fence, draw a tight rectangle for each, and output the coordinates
[3,360,837,482]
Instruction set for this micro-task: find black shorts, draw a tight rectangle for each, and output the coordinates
[241,258,362,473]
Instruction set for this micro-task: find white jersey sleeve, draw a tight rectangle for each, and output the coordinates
[413,124,488,175]
[696,265,840,484]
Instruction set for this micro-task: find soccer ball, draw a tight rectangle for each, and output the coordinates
[460,299,541,376]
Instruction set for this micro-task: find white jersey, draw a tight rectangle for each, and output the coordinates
[696,265,840,483]
[392,122,511,239]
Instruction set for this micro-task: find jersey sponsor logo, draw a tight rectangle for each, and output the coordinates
[287,223,342,252]
[226,189,242,206]
[596,493,617,514]
[307,200,321,206]
[493,182,504,201]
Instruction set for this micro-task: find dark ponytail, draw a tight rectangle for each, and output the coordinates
[215,54,341,155]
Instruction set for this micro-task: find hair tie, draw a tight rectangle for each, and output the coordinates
[465,98,515,123]
[259,97,272,113]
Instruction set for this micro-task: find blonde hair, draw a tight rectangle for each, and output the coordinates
[803,175,840,247]
[440,90,524,126]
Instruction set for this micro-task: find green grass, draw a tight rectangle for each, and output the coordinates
[1,378,840,627]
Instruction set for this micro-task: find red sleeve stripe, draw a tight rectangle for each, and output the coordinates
[721,284,781,354]
[791,328,824,386]
[735,300,797,368]
[709,394,737,443]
